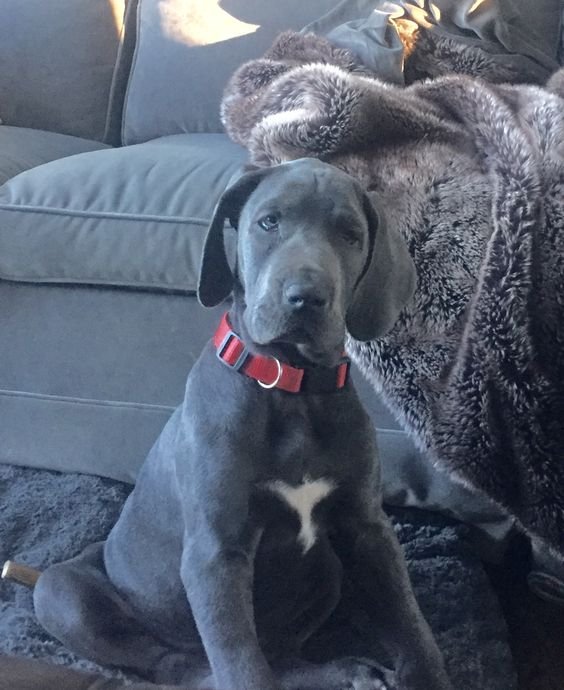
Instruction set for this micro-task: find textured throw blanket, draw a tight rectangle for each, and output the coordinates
[221,32,564,566]
[0,464,516,689]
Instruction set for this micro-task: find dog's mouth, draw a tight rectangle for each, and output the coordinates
[269,323,312,346]
[263,336,344,368]
[247,314,345,367]
[295,342,344,368]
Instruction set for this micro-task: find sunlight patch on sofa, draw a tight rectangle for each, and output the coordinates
[158,0,259,47]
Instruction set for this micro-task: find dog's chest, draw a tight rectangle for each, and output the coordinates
[263,477,336,553]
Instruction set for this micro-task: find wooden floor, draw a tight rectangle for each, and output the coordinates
[485,537,564,690]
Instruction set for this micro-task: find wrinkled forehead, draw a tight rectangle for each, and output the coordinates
[243,164,365,223]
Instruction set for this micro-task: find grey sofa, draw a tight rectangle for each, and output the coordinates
[0,0,421,488]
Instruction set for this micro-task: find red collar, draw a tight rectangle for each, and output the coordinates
[213,313,350,394]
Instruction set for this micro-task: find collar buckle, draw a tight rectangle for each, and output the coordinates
[216,329,250,371]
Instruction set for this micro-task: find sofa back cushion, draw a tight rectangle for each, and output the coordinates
[122,0,340,144]
[0,0,126,142]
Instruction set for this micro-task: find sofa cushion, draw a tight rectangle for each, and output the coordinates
[121,0,340,144]
[0,134,247,291]
[0,0,126,142]
[0,126,110,186]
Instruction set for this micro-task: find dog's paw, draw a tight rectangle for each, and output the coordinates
[397,661,452,690]
[277,656,393,690]
[335,657,394,690]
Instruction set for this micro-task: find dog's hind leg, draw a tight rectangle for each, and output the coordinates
[33,541,203,682]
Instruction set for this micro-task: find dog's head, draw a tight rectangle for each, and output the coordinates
[198,158,416,366]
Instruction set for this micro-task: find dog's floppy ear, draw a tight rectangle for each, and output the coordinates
[346,195,417,341]
[198,166,272,307]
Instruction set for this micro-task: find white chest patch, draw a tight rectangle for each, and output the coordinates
[265,477,336,553]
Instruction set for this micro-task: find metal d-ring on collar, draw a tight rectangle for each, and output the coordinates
[257,357,283,389]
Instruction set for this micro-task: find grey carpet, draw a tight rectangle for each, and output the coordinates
[0,463,516,688]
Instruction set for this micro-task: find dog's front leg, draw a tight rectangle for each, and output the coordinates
[334,505,452,690]
[180,525,280,690]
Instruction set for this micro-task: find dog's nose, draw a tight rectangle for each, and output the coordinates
[283,281,329,310]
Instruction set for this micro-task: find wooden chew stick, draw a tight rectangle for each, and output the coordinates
[1,560,41,588]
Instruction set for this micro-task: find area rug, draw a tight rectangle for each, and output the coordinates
[0,463,516,688]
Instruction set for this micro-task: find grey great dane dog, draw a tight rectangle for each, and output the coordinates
[33,158,452,690]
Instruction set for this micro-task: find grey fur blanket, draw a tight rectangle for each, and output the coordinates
[0,464,516,689]
[221,32,564,563]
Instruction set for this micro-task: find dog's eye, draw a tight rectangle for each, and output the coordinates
[258,214,279,231]
[340,229,361,246]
